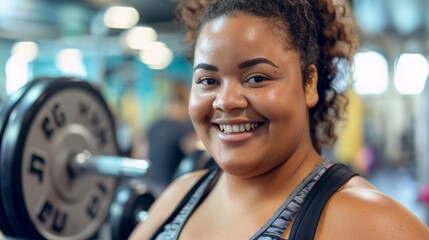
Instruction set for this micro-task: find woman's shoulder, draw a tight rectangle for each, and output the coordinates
[129,169,209,240]
[317,176,429,240]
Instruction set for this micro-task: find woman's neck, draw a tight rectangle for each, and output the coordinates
[215,147,323,214]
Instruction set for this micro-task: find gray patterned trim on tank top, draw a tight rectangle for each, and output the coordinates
[155,162,330,240]
[250,162,329,240]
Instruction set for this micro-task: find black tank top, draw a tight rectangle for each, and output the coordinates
[151,162,357,240]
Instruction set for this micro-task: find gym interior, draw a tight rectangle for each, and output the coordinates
[0,0,428,239]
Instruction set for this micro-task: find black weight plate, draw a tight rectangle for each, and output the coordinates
[0,77,52,236]
[110,179,155,240]
[0,77,120,239]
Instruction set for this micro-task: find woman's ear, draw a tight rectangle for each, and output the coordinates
[305,64,319,108]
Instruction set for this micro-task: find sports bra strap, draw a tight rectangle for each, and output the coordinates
[150,166,221,239]
[289,164,358,240]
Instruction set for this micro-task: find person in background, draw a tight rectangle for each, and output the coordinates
[131,0,429,239]
[144,80,199,195]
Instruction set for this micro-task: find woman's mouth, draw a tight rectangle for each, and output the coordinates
[217,123,264,134]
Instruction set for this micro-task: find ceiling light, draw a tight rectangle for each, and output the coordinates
[139,42,173,70]
[104,6,139,29]
[11,41,39,62]
[353,51,389,95]
[125,26,157,50]
[394,53,428,95]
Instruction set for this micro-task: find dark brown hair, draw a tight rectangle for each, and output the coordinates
[178,0,358,153]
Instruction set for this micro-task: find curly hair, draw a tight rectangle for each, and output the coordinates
[177,0,358,153]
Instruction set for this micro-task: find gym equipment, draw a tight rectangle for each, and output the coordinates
[0,77,152,240]
[173,149,216,180]
[0,77,54,237]
[109,179,155,240]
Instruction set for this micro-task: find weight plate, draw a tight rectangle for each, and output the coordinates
[0,77,119,240]
[109,179,155,240]
[0,77,52,236]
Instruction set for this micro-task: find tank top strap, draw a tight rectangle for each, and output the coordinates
[289,163,358,240]
[152,167,221,240]
[250,161,332,240]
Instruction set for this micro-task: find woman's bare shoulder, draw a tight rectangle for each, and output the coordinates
[317,176,429,240]
[129,170,209,240]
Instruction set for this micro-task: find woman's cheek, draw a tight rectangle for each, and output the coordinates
[188,90,210,123]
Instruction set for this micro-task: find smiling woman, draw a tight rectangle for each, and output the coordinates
[129,0,429,240]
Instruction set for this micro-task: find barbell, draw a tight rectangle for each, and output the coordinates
[0,77,154,240]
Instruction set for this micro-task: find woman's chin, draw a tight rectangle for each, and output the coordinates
[217,160,264,177]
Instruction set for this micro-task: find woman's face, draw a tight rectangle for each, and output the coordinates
[189,14,318,177]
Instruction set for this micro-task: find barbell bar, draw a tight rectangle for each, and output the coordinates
[73,150,150,178]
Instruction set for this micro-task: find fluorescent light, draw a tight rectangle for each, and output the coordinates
[353,51,389,95]
[55,48,87,77]
[104,6,139,29]
[394,53,428,95]
[125,26,157,50]
[139,42,173,70]
[11,41,39,62]
[6,55,29,95]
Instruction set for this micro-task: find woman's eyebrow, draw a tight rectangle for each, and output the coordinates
[193,58,277,72]
[238,57,278,69]
[193,63,218,72]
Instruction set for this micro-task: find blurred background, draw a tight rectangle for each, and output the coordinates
[0,0,428,226]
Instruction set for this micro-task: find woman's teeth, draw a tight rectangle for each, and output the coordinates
[219,123,260,134]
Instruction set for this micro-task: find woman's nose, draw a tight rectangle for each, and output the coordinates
[212,83,248,112]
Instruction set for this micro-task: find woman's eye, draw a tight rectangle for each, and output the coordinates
[247,75,267,83]
[199,78,218,85]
